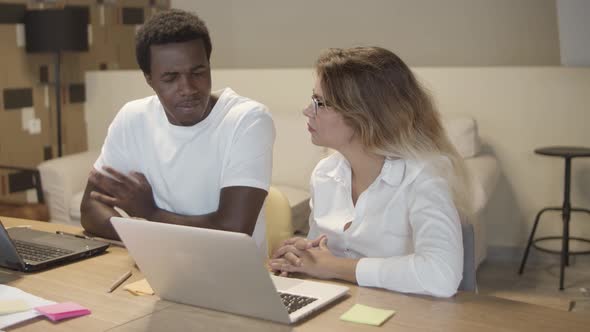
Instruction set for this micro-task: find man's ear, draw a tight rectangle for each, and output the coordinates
[144,73,153,88]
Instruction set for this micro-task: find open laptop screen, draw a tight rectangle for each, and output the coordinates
[0,219,109,272]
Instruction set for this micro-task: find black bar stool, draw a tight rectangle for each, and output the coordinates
[518,146,590,290]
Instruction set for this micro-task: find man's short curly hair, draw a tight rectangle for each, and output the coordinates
[135,9,212,74]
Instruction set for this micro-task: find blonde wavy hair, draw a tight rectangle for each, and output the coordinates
[316,46,473,218]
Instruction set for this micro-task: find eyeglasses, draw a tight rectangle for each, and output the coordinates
[311,95,328,116]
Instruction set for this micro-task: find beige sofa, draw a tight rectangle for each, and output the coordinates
[37,69,499,267]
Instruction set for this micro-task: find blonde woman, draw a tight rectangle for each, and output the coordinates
[269,47,471,298]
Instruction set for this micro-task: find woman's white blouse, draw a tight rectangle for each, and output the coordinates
[307,153,463,297]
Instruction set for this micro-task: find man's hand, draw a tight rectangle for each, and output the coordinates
[88,166,157,219]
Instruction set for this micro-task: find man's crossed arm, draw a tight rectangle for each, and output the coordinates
[80,167,267,240]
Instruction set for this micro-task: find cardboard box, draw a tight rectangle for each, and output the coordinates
[1,0,167,170]
[108,25,140,69]
[61,102,87,155]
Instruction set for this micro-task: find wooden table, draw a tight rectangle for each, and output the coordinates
[2,216,589,332]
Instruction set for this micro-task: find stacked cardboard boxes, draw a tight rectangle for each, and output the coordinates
[0,0,169,203]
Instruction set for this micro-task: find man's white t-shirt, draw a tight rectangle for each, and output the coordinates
[94,88,275,249]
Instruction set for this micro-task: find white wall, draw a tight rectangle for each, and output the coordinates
[85,71,152,151]
[414,68,590,248]
[557,0,590,66]
[172,0,560,67]
[85,67,590,250]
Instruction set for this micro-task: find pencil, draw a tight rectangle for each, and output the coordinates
[56,230,125,247]
[107,270,132,293]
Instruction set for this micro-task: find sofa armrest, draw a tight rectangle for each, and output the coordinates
[463,154,500,267]
[464,154,500,215]
[37,150,100,223]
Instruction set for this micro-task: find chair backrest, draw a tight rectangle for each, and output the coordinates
[0,165,44,203]
[458,222,477,292]
[0,165,48,221]
[264,186,294,257]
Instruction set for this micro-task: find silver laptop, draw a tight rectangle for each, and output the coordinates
[110,217,348,324]
[0,219,109,272]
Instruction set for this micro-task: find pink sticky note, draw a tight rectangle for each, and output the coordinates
[34,302,91,322]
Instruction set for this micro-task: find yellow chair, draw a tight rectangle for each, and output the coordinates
[265,186,294,257]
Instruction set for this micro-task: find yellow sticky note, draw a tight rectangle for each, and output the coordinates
[0,299,31,315]
[123,279,154,296]
[340,303,395,326]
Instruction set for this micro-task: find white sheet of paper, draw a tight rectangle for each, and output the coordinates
[21,107,34,131]
[27,118,42,135]
[0,285,56,329]
[15,24,25,48]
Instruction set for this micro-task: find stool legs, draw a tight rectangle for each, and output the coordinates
[519,207,560,275]
[520,158,575,290]
[559,158,572,289]
[560,211,569,290]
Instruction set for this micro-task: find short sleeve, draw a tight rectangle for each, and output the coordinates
[93,105,135,175]
[221,108,275,191]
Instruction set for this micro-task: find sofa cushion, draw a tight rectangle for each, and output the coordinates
[441,116,480,158]
[69,191,84,222]
[464,155,500,214]
[38,150,99,224]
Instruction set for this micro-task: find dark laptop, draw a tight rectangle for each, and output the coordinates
[0,219,109,272]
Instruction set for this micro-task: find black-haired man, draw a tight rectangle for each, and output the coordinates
[81,9,274,252]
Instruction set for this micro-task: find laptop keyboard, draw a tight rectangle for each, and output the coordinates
[13,240,74,263]
[278,292,317,314]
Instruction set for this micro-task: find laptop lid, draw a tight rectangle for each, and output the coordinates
[0,219,109,272]
[0,222,25,271]
[110,217,348,324]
